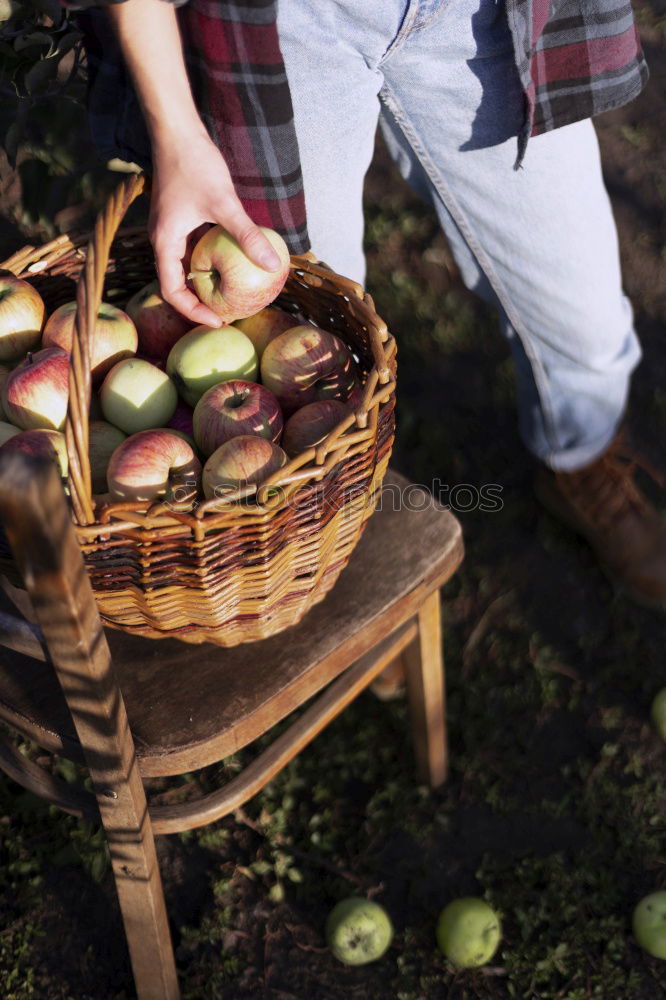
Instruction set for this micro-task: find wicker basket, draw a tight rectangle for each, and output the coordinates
[0,174,396,645]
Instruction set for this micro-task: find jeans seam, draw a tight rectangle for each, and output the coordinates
[379,80,560,465]
[379,2,421,66]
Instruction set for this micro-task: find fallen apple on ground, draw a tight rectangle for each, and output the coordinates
[189,224,290,324]
[107,429,201,503]
[43,300,138,382]
[632,891,666,959]
[166,325,258,408]
[0,428,68,479]
[0,274,45,362]
[325,897,393,966]
[100,358,178,434]
[2,347,70,431]
[260,325,358,415]
[233,305,296,359]
[202,435,286,500]
[125,279,193,358]
[650,688,666,741]
[436,898,501,968]
[193,379,283,457]
[88,420,127,494]
[282,399,350,457]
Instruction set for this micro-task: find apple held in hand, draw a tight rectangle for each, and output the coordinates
[107,429,201,504]
[436,898,501,969]
[189,225,290,324]
[0,428,68,479]
[202,435,286,500]
[43,301,138,382]
[2,347,70,431]
[125,279,192,358]
[88,420,127,494]
[233,305,297,359]
[282,400,350,457]
[100,358,178,434]
[325,898,393,966]
[0,274,45,362]
[166,325,258,408]
[193,379,283,457]
[260,326,358,415]
[633,891,666,959]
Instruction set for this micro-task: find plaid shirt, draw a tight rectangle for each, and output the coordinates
[68,0,648,254]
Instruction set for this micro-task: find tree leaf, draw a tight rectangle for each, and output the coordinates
[23,53,59,94]
[14,30,54,52]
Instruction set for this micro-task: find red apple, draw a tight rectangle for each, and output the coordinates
[189,225,290,324]
[167,399,195,438]
[43,301,138,382]
[202,435,286,500]
[233,306,297,359]
[282,400,350,457]
[0,428,68,479]
[260,326,358,415]
[88,420,127,494]
[0,274,45,362]
[193,379,283,457]
[125,279,193,358]
[107,429,201,503]
[2,347,70,431]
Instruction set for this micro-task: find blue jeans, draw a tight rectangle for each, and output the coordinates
[276,0,641,471]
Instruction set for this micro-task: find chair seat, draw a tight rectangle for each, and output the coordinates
[0,470,463,776]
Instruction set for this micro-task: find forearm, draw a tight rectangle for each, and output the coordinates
[107,0,207,155]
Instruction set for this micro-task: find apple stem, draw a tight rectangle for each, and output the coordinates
[187,270,212,281]
[26,351,33,365]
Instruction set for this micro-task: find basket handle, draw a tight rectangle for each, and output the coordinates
[65,173,147,525]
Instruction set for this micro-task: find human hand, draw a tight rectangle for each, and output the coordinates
[149,133,283,327]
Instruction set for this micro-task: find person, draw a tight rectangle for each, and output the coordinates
[69,0,666,607]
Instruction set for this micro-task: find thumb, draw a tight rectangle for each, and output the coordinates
[218,201,283,273]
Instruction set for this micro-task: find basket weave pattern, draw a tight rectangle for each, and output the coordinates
[0,175,396,645]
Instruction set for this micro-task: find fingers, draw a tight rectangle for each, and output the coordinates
[220,199,283,272]
[153,231,222,328]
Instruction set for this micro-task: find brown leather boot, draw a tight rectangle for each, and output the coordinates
[535,434,666,607]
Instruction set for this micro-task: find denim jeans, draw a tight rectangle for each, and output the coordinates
[276,0,642,471]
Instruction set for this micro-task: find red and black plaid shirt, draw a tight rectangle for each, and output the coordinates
[69,0,648,255]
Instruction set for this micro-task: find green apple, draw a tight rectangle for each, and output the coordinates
[436,898,501,968]
[325,898,393,966]
[633,891,666,959]
[100,358,178,435]
[650,689,666,741]
[166,325,258,407]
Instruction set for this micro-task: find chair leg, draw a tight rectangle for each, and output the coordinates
[403,588,448,788]
[97,766,180,1000]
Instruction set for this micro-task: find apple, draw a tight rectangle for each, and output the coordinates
[125,279,193,358]
[633,891,666,959]
[260,326,358,415]
[107,429,201,504]
[43,300,138,382]
[166,325,258,408]
[2,347,70,431]
[100,358,178,434]
[0,428,68,479]
[233,306,296,359]
[167,399,195,438]
[0,364,11,420]
[193,379,283,457]
[325,898,393,966]
[651,689,666,741]
[88,420,127,494]
[202,435,286,500]
[0,274,45,362]
[282,400,350,457]
[0,420,19,446]
[188,225,290,324]
[436,898,501,968]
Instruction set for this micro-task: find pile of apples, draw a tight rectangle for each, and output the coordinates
[0,226,363,507]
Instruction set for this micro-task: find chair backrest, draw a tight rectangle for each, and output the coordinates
[0,449,140,816]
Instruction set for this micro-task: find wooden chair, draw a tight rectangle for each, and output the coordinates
[0,452,463,1000]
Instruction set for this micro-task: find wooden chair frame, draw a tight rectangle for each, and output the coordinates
[0,451,463,999]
